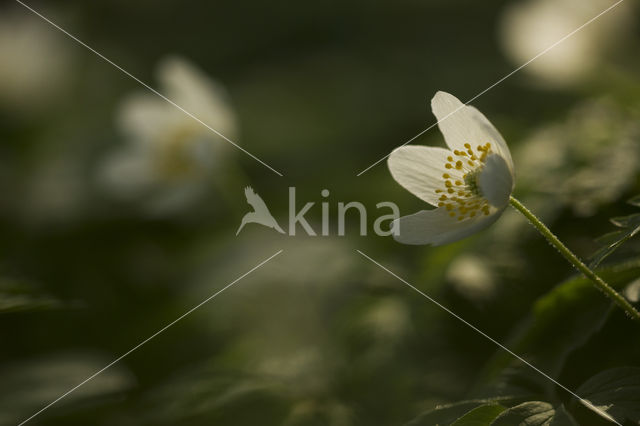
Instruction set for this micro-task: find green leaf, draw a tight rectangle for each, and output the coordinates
[491,401,577,426]
[406,399,512,426]
[0,353,134,425]
[626,194,640,207]
[589,197,640,269]
[450,404,505,425]
[610,213,640,228]
[572,367,640,424]
[551,405,580,426]
[478,260,640,399]
[0,278,64,314]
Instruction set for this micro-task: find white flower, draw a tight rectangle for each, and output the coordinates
[388,92,515,246]
[100,56,237,213]
[500,0,633,87]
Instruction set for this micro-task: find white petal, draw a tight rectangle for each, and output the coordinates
[117,93,179,144]
[431,91,514,173]
[468,106,514,174]
[477,153,514,208]
[392,207,504,246]
[388,145,460,206]
[157,56,237,138]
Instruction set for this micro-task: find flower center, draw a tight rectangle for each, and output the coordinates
[434,142,493,221]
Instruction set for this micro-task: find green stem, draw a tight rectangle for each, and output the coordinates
[509,196,640,322]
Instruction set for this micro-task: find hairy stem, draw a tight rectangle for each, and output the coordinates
[509,196,640,322]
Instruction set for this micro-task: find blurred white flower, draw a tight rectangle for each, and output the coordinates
[446,254,496,302]
[100,56,237,214]
[360,297,411,341]
[624,278,640,303]
[500,0,634,87]
[0,11,72,113]
[388,91,515,246]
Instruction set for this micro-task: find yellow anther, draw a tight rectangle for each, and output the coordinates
[437,148,495,220]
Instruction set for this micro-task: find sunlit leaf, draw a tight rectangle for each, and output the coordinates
[405,398,514,426]
[491,401,577,426]
[450,403,505,425]
[572,367,640,424]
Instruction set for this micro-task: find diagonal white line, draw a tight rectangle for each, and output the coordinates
[356,0,626,176]
[356,249,622,426]
[14,0,284,177]
[17,249,284,426]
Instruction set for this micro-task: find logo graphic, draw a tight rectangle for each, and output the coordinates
[236,186,285,235]
[236,187,400,237]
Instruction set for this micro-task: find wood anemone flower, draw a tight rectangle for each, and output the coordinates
[388,91,515,245]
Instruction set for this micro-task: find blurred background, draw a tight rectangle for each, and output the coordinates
[1,0,640,425]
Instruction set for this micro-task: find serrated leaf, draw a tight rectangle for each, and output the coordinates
[405,399,511,426]
[478,260,640,399]
[572,367,640,424]
[450,404,505,425]
[491,401,577,426]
